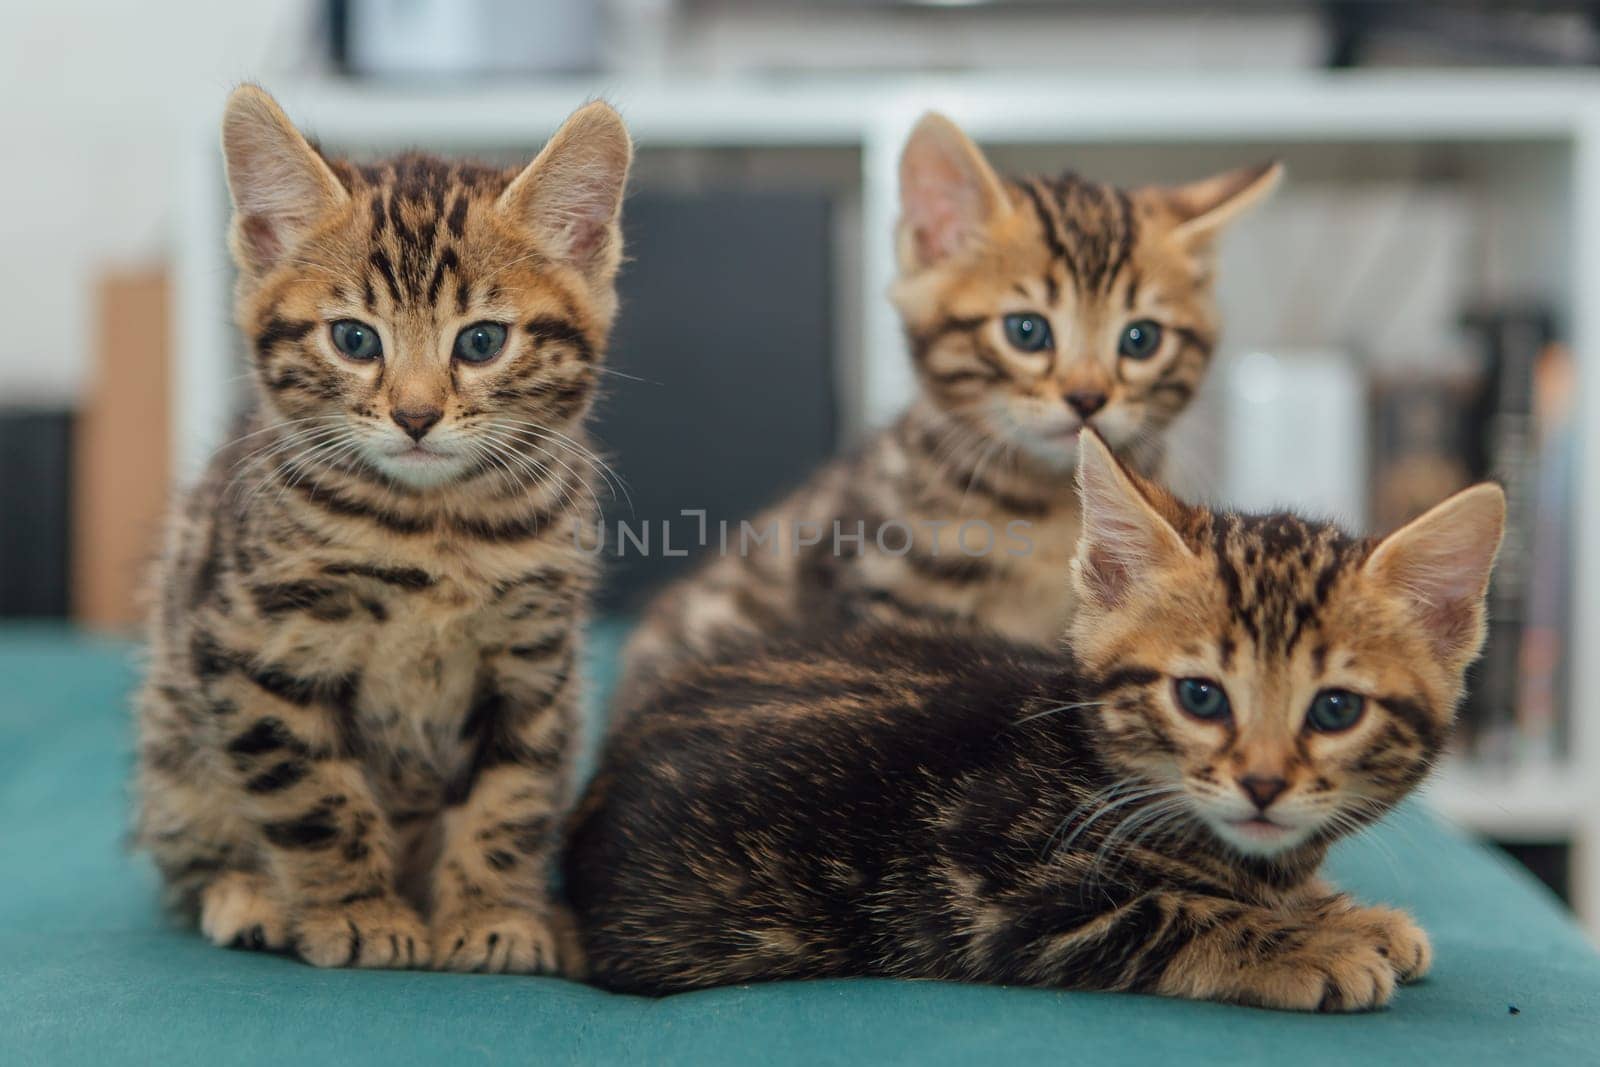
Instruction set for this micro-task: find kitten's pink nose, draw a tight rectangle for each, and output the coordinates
[392,407,442,441]
[1238,774,1288,811]
[1065,390,1107,419]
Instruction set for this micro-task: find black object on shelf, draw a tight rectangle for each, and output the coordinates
[1458,305,1555,762]
[589,189,837,615]
[0,409,73,618]
[1322,1,1600,69]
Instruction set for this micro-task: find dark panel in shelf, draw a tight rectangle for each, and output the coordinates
[0,409,73,618]
[589,189,837,614]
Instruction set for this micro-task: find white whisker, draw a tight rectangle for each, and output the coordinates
[1011,701,1105,728]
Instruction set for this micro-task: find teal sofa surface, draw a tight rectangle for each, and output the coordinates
[3,625,1598,1066]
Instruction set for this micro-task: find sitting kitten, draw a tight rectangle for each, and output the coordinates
[134,86,631,973]
[615,114,1279,711]
[565,433,1504,1010]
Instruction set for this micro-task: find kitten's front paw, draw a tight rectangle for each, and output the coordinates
[1221,928,1398,1012]
[1309,938,1399,1013]
[200,871,289,952]
[1354,905,1432,983]
[431,907,562,975]
[293,896,430,969]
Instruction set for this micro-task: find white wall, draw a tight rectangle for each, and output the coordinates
[0,0,314,404]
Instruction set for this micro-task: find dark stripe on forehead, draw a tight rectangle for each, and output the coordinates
[1284,600,1315,657]
[1211,511,1369,658]
[446,194,469,238]
[1313,559,1343,607]
[1053,175,1135,295]
[1210,516,1260,647]
[1021,179,1077,284]
[387,191,413,250]
[369,249,402,304]
[427,247,460,306]
[1109,189,1138,294]
[1042,269,1061,306]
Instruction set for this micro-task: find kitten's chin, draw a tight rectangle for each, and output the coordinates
[1012,429,1081,472]
[1000,416,1132,473]
[1207,815,1316,859]
[367,446,473,489]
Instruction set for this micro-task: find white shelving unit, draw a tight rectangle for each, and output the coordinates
[1422,762,1587,843]
[171,72,1600,928]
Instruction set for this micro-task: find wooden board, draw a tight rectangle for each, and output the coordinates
[73,268,170,631]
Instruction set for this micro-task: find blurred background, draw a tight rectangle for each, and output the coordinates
[0,0,1595,921]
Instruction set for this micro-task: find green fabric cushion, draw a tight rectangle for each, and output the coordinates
[3,623,1597,1066]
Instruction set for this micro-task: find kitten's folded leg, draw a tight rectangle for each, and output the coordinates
[1140,892,1430,1011]
[1283,880,1432,984]
[974,886,1429,1011]
[429,650,579,976]
[429,766,568,976]
[215,681,429,969]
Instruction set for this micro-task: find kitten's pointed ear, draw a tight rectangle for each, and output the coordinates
[1164,160,1283,245]
[898,112,1011,269]
[222,85,348,275]
[498,101,632,284]
[1073,432,1192,609]
[1364,483,1506,666]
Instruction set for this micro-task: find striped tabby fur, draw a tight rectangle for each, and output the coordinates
[133,86,630,973]
[566,433,1505,1009]
[616,113,1280,712]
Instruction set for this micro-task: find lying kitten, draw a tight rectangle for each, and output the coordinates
[134,86,630,972]
[566,433,1504,1010]
[615,113,1279,711]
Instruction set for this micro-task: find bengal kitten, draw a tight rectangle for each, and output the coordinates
[566,433,1504,1010]
[133,86,631,973]
[616,113,1280,711]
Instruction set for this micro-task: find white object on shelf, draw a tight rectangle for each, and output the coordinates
[1220,348,1368,532]
[346,0,601,77]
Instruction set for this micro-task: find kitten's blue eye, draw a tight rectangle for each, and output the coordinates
[330,319,381,361]
[1118,319,1163,360]
[454,322,507,364]
[1003,313,1053,353]
[1306,689,1366,733]
[1175,678,1230,721]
